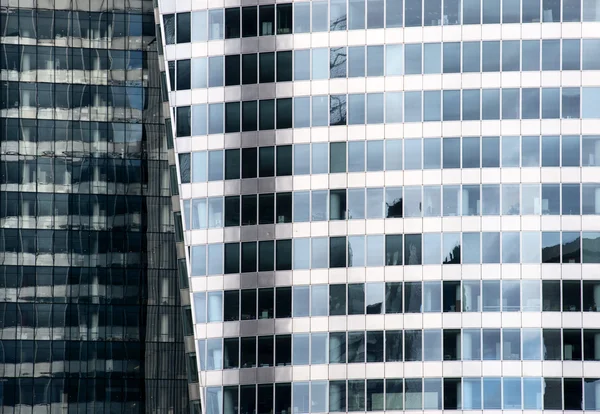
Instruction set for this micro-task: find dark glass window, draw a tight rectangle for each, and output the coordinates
[242,7,258,37]
[225,8,241,38]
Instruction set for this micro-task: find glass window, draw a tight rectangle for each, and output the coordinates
[367,140,384,171]
[404,91,422,122]
[463,41,480,72]
[312,143,328,174]
[367,46,384,76]
[424,43,441,74]
[330,0,348,30]
[563,135,581,166]
[502,88,520,119]
[348,235,366,267]
[543,0,561,21]
[191,11,207,42]
[209,9,224,40]
[562,183,581,215]
[522,89,540,119]
[405,44,422,75]
[386,45,404,75]
[406,0,423,26]
[463,0,481,23]
[423,186,441,217]
[367,188,384,219]
[294,3,310,32]
[463,89,480,120]
[423,282,441,312]
[311,190,328,221]
[348,46,365,77]
[462,233,481,264]
[348,189,365,220]
[404,235,422,265]
[563,39,581,71]
[348,141,365,172]
[482,41,500,72]
[312,238,329,269]
[404,187,422,217]
[385,187,403,218]
[404,139,422,170]
[348,94,365,125]
[424,0,442,25]
[542,39,560,70]
[502,40,520,71]
[483,0,500,23]
[424,91,441,122]
[583,87,600,119]
[523,0,541,21]
[423,234,441,264]
[423,330,442,361]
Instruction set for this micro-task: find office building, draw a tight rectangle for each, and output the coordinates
[0,0,191,412]
[157,0,600,413]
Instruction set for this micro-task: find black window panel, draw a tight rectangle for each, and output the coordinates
[276,239,292,270]
[258,336,274,366]
[276,4,293,34]
[277,51,293,82]
[259,5,275,35]
[176,59,190,90]
[168,60,176,90]
[178,153,191,183]
[562,280,581,311]
[225,102,241,133]
[385,282,403,313]
[259,100,275,130]
[275,335,292,366]
[329,284,347,315]
[242,54,258,85]
[242,242,258,273]
[543,329,562,360]
[224,196,240,227]
[542,280,560,311]
[224,243,240,274]
[224,338,240,368]
[225,8,241,38]
[240,338,257,368]
[275,383,292,414]
[225,55,241,86]
[544,378,562,409]
[225,149,240,180]
[276,98,293,129]
[366,331,384,362]
[176,106,191,137]
[242,147,258,178]
[275,287,292,318]
[276,146,293,176]
[241,195,257,225]
[241,289,257,320]
[563,329,582,360]
[176,12,190,43]
[385,331,403,361]
[259,194,275,224]
[276,192,292,223]
[224,290,240,321]
[259,240,275,271]
[259,52,275,83]
[242,7,258,37]
[443,378,461,409]
[259,288,274,319]
[242,100,258,131]
[259,147,275,177]
[330,236,347,268]
[564,378,582,410]
[404,282,422,313]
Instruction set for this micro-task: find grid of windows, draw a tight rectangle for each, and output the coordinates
[158,0,600,412]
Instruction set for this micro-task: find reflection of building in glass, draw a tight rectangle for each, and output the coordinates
[0,2,191,412]
[157,0,600,412]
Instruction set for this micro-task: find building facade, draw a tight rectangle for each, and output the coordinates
[0,0,191,412]
[157,0,600,413]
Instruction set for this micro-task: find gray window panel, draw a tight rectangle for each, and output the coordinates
[522,135,541,167]
[312,285,329,316]
[404,330,422,361]
[563,39,581,70]
[482,0,500,23]
[366,188,384,218]
[330,142,347,173]
[367,93,384,123]
[482,233,501,264]
[404,43,422,74]
[404,186,422,217]
[443,185,460,216]
[522,88,540,119]
[562,134,581,164]
[562,88,581,119]
[482,41,500,72]
[348,235,366,267]
[311,334,328,364]
[423,330,442,360]
[348,94,366,124]
[462,89,480,120]
[311,237,329,268]
[522,40,541,71]
[502,88,520,119]
[367,0,385,28]
[294,97,310,128]
[293,286,310,317]
[462,137,481,168]
[502,0,520,22]
[311,190,328,221]
[543,0,561,22]
[348,46,366,77]
[405,0,423,26]
[367,45,384,76]
[542,39,560,70]
[348,189,366,220]
[463,41,481,72]
[423,234,441,265]
[443,42,460,73]
[424,0,441,25]
[367,140,384,171]
[482,89,500,120]
[366,235,384,267]
[312,143,328,174]
[423,91,441,121]
[502,40,520,71]
[523,0,541,22]
[348,141,366,172]
[329,333,347,364]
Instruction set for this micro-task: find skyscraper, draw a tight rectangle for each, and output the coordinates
[0,1,191,412]
[157,0,600,412]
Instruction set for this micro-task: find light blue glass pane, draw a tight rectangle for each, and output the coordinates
[482,89,500,120]
[208,103,224,134]
[294,50,310,80]
[348,236,366,267]
[482,41,500,72]
[562,39,581,70]
[502,88,520,119]
[443,90,460,121]
[208,56,224,87]
[312,143,329,174]
[443,42,460,73]
[367,93,384,124]
[424,43,441,74]
[385,92,403,123]
[502,40,520,71]
[312,48,329,79]
[386,45,404,75]
[192,11,207,42]
[312,1,329,31]
[294,3,311,32]
[311,190,328,221]
[463,378,482,409]
[367,45,384,76]
[583,88,600,118]
[293,192,310,222]
[192,57,208,88]
[522,88,540,119]
[423,91,441,121]
[293,238,310,269]
[462,41,480,72]
[405,44,422,74]
[522,40,541,70]
[294,144,310,175]
[348,141,365,172]
[443,185,460,216]
[366,235,384,267]
[312,285,329,316]
[463,330,481,360]
[542,39,560,70]
[208,9,224,40]
[542,87,560,119]
[208,197,223,228]
[367,140,384,171]
[311,381,328,412]
[293,382,310,413]
[366,188,384,218]
[503,378,522,409]
[348,94,365,124]
[502,136,520,167]
[422,234,441,264]
[482,232,500,263]
[404,92,422,122]
[462,89,480,120]
[330,0,348,30]
[385,140,402,170]
[423,185,441,217]
[562,87,581,119]
[348,189,366,219]
[207,291,223,322]
[183,200,191,230]
[293,286,310,317]
[192,104,207,136]
[523,329,542,360]
[207,244,223,275]
[294,97,310,128]
[311,237,329,268]
[194,292,206,323]
[206,339,222,370]
[348,46,366,77]
[208,150,223,181]
[206,388,222,414]
[312,96,329,126]
[423,330,441,360]
[191,245,206,276]
[462,233,480,264]
[522,232,541,263]
[423,378,442,409]
[293,335,309,365]
[192,151,207,182]
[523,378,543,409]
